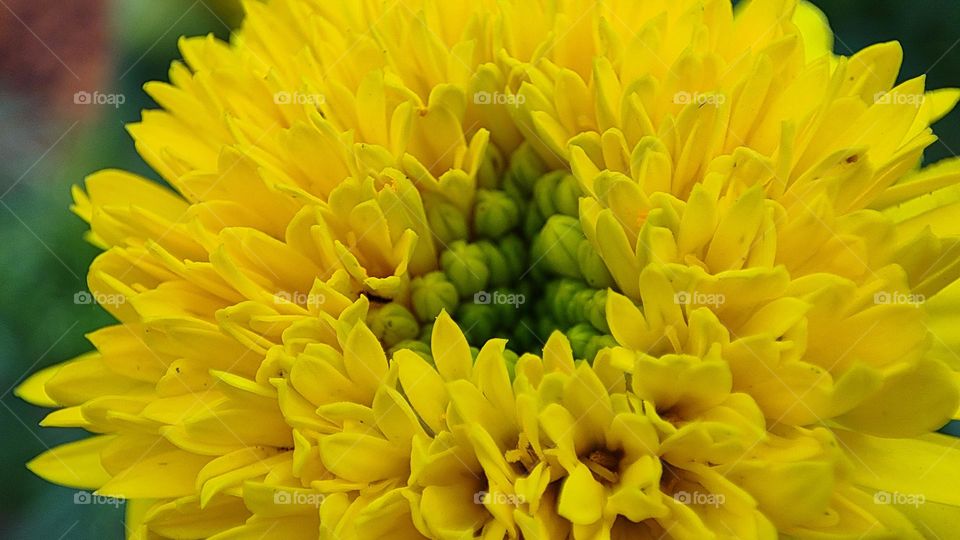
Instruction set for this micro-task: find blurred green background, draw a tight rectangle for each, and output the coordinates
[0,1,240,538]
[0,1,957,538]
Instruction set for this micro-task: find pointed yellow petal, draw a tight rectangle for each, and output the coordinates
[14,362,63,407]
[27,436,113,489]
[431,311,473,381]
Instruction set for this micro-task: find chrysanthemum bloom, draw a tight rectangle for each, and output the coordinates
[18,0,960,538]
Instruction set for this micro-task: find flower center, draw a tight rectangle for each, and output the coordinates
[367,145,618,359]
[585,447,623,484]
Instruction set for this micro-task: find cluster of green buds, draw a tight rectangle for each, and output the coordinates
[389,142,623,362]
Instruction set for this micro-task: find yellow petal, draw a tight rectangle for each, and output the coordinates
[396,349,448,434]
[837,358,959,437]
[14,362,62,407]
[793,0,833,62]
[557,463,604,525]
[27,435,113,489]
[98,448,213,499]
[319,432,408,483]
[836,430,960,507]
[145,495,251,539]
[431,310,473,381]
[343,322,389,398]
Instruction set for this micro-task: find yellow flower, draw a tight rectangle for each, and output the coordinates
[16,0,960,538]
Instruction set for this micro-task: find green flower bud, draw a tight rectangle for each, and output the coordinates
[473,190,521,239]
[583,334,617,364]
[567,288,596,326]
[522,202,546,240]
[477,145,505,190]
[527,234,552,283]
[554,174,582,217]
[419,322,434,342]
[368,303,419,348]
[578,240,615,289]
[411,272,460,321]
[587,290,610,333]
[427,201,469,245]
[566,322,601,360]
[456,302,499,344]
[498,171,525,207]
[538,215,586,279]
[498,235,527,279]
[441,241,490,297]
[507,142,546,195]
[548,279,581,326]
[475,240,513,287]
[534,172,564,217]
[503,348,520,380]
